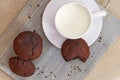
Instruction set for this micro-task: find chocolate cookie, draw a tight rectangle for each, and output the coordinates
[61,38,90,62]
[13,31,43,60]
[9,57,35,77]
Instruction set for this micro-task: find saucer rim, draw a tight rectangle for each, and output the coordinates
[42,0,103,48]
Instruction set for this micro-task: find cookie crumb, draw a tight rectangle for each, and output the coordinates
[103,44,106,46]
[98,40,101,42]
[50,71,53,74]
[98,36,103,42]
[37,4,40,7]
[41,71,44,73]
[37,67,39,70]
[78,69,81,72]
[28,15,31,19]
[99,37,102,39]
[74,68,76,70]
[91,55,93,57]
[45,76,47,78]
[67,74,70,76]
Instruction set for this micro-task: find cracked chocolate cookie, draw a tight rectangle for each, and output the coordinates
[9,57,35,77]
[61,38,90,62]
[13,31,43,60]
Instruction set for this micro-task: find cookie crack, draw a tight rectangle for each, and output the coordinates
[76,41,89,58]
[30,33,38,59]
[15,58,20,71]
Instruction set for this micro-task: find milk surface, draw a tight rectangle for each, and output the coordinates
[55,3,91,38]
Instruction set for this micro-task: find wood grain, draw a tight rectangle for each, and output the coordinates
[85,37,120,80]
[96,0,120,18]
[0,0,28,36]
[0,0,28,79]
[0,69,13,80]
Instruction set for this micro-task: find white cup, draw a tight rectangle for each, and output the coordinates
[55,2,107,39]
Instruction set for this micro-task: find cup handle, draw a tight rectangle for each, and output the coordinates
[92,0,111,19]
[92,10,107,19]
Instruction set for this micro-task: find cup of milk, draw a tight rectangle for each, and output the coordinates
[55,2,107,39]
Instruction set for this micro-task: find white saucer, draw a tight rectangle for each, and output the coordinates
[42,0,103,48]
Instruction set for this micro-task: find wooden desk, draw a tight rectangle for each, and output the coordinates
[0,0,120,80]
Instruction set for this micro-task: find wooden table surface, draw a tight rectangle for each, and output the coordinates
[0,0,120,80]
